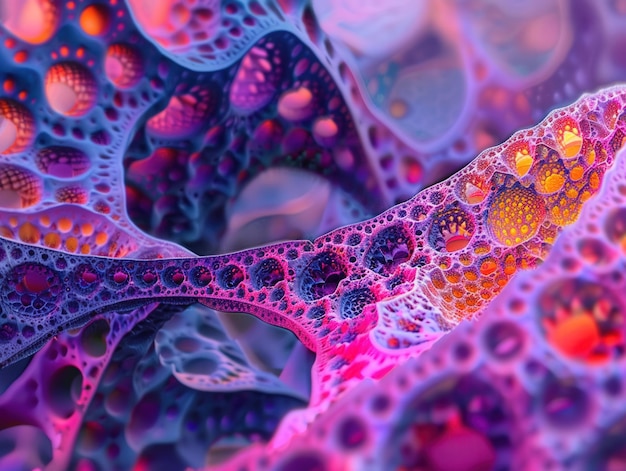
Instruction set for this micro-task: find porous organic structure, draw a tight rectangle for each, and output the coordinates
[0,1,626,471]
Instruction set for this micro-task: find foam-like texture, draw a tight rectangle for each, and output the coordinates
[1,1,626,470]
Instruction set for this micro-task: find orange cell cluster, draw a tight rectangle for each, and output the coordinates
[0,210,138,257]
[487,185,546,246]
[406,91,626,327]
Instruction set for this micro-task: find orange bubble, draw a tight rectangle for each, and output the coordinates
[430,269,446,290]
[548,197,582,227]
[570,165,584,181]
[57,218,73,233]
[66,237,78,252]
[277,87,313,121]
[80,4,110,36]
[81,223,94,237]
[463,268,478,281]
[313,116,338,144]
[43,232,61,248]
[503,254,517,276]
[547,315,600,360]
[95,232,108,246]
[18,222,40,244]
[479,257,497,276]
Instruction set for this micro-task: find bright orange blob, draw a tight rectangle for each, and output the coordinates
[547,315,600,359]
[80,4,110,36]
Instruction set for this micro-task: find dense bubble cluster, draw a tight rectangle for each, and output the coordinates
[0,1,626,470]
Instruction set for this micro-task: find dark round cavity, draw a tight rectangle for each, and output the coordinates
[365,225,413,276]
[163,266,185,287]
[137,266,158,287]
[218,265,245,289]
[251,258,284,289]
[189,265,212,287]
[541,379,589,428]
[340,288,375,319]
[484,321,525,360]
[299,251,347,301]
[584,415,626,470]
[0,425,52,467]
[80,318,110,357]
[337,416,367,449]
[384,374,510,470]
[46,365,83,418]
[605,207,626,245]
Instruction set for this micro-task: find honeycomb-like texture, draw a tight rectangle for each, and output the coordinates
[215,113,626,471]
[0,1,625,470]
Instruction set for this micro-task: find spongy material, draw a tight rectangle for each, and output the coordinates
[1,1,626,471]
